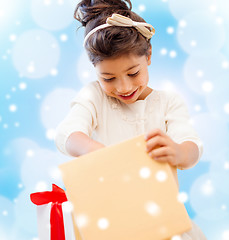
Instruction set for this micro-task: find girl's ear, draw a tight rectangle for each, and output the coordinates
[147,45,152,66]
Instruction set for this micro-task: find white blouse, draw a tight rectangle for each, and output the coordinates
[55,81,203,167]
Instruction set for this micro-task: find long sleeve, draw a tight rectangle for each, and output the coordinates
[164,92,203,167]
[55,82,102,155]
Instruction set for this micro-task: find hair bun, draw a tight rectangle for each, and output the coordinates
[75,0,132,27]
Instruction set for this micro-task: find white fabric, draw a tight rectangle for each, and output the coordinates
[55,81,203,168]
[83,13,155,46]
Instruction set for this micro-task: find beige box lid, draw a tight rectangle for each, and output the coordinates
[59,135,192,240]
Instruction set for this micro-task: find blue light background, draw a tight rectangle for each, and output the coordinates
[0,0,229,239]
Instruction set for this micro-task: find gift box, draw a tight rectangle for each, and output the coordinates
[30,184,82,240]
[59,135,192,240]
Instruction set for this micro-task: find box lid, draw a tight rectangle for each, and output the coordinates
[59,135,192,240]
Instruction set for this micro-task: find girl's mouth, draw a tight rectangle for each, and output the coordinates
[118,89,138,100]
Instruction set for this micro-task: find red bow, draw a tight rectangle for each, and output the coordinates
[30,184,68,240]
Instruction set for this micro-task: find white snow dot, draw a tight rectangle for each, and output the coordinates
[58,0,64,5]
[35,181,48,192]
[224,103,229,114]
[27,62,35,73]
[2,210,8,216]
[0,10,5,17]
[50,68,58,76]
[44,105,50,111]
[139,167,151,179]
[190,40,197,47]
[3,124,8,129]
[156,170,167,182]
[14,122,20,127]
[51,43,57,48]
[145,202,160,216]
[222,230,229,240]
[179,20,187,28]
[60,34,68,42]
[221,204,227,211]
[26,149,35,157]
[19,82,27,90]
[169,50,177,58]
[98,218,109,230]
[197,70,204,78]
[222,61,229,69]
[209,5,217,12]
[216,17,223,25]
[201,180,214,195]
[161,81,176,92]
[160,48,167,56]
[62,202,74,213]
[99,177,104,182]
[82,71,90,78]
[50,168,62,180]
[6,94,11,99]
[202,81,213,92]
[18,183,23,189]
[194,105,201,112]
[138,4,146,12]
[167,27,174,34]
[224,161,229,170]
[46,128,56,140]
[9,34,17,42]
[177,192,188,203]
[9,104,17,112]
[76,214,89,228]
[44,0,51,5]
[171,236,182,240]
[35,94,41,99]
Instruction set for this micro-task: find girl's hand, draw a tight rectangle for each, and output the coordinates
[145,129,181,167]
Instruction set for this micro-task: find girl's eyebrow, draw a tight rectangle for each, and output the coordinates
[101,64,140,75]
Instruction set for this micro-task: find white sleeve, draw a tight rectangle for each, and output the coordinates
[164,92,203,168]
[55,82,102,155]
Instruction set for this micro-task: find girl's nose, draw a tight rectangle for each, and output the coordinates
[116,79,133,94]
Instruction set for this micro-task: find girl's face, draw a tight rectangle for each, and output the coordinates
[95,53,152,104]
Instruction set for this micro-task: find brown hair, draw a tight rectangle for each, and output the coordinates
[74,0,152,65]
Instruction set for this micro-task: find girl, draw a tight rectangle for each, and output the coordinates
[55,0,206,239]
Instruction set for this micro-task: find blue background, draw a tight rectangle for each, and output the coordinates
[0,0,229,239]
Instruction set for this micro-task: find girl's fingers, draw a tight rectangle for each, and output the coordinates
[145,128,165,141]
[149,146,169,158]
[151,155,173,164]
[148,148,177,166]
[146,135,167,152]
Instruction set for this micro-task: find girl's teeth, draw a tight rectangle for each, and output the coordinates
[122,93,132,97]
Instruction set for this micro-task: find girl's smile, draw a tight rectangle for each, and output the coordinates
[118,88,138,100]
[95,53,152,104]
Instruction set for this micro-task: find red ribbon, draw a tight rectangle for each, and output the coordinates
[30,184,68,240]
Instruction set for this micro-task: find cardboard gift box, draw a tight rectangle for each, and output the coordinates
[30,184,81,240]
[59,135,192,240]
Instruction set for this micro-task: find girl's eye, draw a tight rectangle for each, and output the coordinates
[128,71,139,77]
[103,77,115,82]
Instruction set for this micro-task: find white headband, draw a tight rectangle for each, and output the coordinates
[83,13,155,47]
